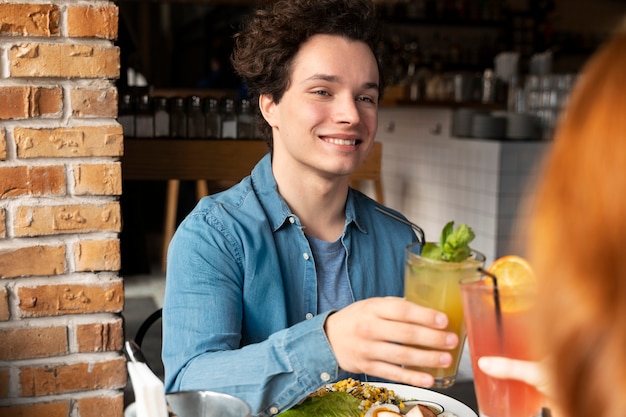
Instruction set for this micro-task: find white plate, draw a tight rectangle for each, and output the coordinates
[371,383,478,417]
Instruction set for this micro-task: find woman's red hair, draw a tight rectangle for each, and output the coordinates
[524,23,626,417]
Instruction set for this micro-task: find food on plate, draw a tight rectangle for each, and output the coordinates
[363,402,441,417]
[278,379,458,417]
[324,378,404,413]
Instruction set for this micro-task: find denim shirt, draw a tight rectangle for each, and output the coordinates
[162,153,418,416]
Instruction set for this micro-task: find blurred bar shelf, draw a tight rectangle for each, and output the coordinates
[121,138,269,181]
[121,138,385,272]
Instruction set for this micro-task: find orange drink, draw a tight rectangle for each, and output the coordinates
[460,256,543,417]
[404,243,485,388]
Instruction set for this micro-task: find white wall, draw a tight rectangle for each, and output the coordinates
[372,107,550,266]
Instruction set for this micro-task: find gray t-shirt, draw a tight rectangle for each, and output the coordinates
[306,235,354,312]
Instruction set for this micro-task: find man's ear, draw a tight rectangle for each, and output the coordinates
[259,94,277,127]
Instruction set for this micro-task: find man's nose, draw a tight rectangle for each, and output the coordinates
[332,95,360,125]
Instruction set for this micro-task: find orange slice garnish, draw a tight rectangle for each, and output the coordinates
[486,255,537,312]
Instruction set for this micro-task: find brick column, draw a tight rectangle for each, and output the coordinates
[0,3,125,417]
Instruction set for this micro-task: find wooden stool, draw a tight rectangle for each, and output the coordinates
[161,179,210,272]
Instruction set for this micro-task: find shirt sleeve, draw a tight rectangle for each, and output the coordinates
[162,210,339,417]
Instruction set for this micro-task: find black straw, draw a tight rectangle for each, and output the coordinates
[478,267,504,350]
[374,206,426,247]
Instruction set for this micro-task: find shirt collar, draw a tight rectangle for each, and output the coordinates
[250,154,368,235]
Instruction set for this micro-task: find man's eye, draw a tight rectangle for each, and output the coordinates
[357,96,376,103]
[314,90,330,96]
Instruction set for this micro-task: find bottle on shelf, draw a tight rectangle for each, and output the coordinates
[169,96,187,138]
[187,95,206,138]
[118,93,135,137]
[203,97,222,139]
[237,98,255,139]
[135,93,154,138]
[221,98,238,139]
[153,96,170,138]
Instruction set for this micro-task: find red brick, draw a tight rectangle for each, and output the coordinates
[0,326,67,360]
[0,368,8,398]
[13,202,122,237]
[0,245,66,279]
[76,318,123,352]
[8,43,119,78]
[71,87,118,118]
[37,87,64,116]
[0,4,60,37]
[17,281,124,317]
[0,165,66,198]
[20,357,127,396]
[0,209,5,238]
[0,401,69,417]
[0,86,29,119]
[14,125,123,158]
[77,394,125,417]
[0,86,63,120]
[73,163,122,196]
[0,287,8,321]
[74,239,121,272]
[67,5,118,39]
[0,129,5,160]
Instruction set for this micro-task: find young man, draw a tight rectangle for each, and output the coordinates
[162,1,458,415]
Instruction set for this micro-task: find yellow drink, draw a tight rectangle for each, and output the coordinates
[404,243,485,388]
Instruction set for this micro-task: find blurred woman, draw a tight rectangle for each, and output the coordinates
[479,19,626,417]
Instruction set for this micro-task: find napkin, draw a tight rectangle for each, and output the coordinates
[127,360,169,417]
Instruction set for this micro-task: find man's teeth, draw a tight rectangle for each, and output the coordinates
[326,138,357,146]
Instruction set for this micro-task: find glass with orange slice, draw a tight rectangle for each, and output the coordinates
[460,255,544,417]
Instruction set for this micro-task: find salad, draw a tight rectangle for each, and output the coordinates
[279,379,457,417]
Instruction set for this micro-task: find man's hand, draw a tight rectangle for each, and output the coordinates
[324,296,458,387]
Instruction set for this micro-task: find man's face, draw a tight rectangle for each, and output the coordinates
[261,34,380,180]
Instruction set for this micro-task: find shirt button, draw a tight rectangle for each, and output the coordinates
[289,217,295,224]
[305,313,313,320]
[320,372,331,382]
[303,253,310,260]
[269,406,279,415]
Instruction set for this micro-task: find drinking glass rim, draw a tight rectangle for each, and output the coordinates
[405,243,486,266]
[459,273,538,294]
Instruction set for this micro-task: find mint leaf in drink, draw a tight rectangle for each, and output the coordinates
[439,221,454,249]
[442,222,475,262]
[421,242,443,260]
[422,221,476,262]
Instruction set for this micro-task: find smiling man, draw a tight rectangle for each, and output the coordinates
[162,1,458,416]
[260,34,380,242]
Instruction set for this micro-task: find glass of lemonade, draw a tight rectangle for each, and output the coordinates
[460,276,543,417]
[404,242,485,388]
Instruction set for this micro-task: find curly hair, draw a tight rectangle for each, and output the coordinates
[231,0,384,143]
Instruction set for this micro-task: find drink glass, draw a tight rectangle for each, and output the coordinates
[404,243,485,388]
[460,276,543,417]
